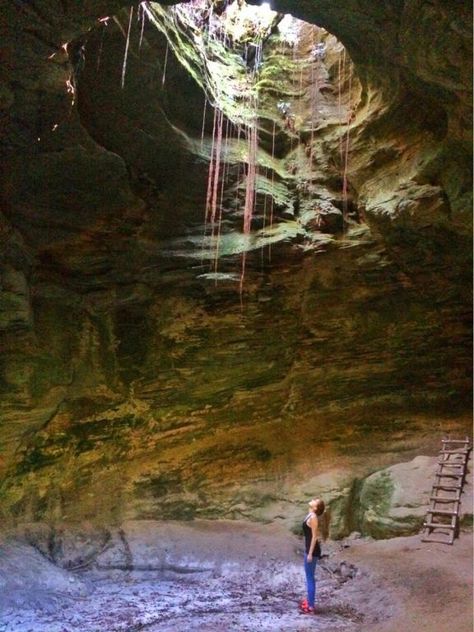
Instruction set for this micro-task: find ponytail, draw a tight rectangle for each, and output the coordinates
[314,499,330,541]
[319,507,330,541]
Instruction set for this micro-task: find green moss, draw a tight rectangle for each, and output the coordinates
[14,412,143,477]
[460,514,473,529]
[360,471,394,515]
[15,444,59,475]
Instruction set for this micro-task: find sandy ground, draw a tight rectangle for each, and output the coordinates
[0,521,472,632]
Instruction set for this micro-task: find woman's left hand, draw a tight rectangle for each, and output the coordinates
[307,554,313,562]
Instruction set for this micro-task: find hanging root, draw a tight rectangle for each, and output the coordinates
[342,61,353,232]
[120,6,134,89]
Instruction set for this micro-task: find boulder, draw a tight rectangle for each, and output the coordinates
[358,455,438,538]
[291,470,356,539]
[0,539,91,614]
[225,469,355,540]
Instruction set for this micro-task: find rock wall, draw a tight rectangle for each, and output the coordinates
[0,0,471,530]
[1,239,470,527]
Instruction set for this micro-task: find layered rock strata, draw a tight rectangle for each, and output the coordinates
[0,0,471,528]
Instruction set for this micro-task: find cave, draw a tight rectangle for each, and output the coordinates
[0,0,472,630]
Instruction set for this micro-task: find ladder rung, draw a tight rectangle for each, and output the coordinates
[423,521,456,530]
[435,471,463,478]
[427,508,458,516]
[442,439,470,444]
[421,536,454,544]
[440,449,469,454]
[438,452,467,463]
[439,454,466,459]
[429,495,460,502]
[437,462,465,468]
[432,484,462,490]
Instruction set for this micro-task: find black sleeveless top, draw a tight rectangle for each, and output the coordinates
[302,513,322,557]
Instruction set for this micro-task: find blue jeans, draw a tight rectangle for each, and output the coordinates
[304,553,318,607]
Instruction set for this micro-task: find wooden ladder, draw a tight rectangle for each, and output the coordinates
[421,436,471,544]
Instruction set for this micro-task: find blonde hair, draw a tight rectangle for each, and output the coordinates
[309,498,330,540]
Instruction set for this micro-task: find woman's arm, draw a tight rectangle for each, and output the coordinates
[307,515,319,562]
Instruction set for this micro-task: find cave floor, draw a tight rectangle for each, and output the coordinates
[1,524,472,632]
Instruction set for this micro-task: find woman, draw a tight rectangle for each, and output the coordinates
[300,498,326,614]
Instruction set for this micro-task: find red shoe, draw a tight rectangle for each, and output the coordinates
[300,605,315,614]
[299,599,308,609]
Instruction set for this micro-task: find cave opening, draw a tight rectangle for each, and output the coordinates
[73,0,362,287]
